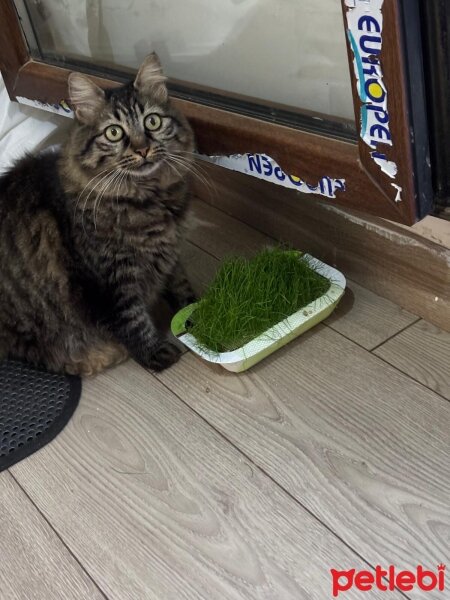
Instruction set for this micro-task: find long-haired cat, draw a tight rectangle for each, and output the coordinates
[0,53,196,375]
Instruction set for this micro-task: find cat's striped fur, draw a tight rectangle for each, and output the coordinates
[0,54,196,374]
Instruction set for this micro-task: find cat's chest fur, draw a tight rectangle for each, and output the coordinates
[74,190,188,285]
[105,202,180,248]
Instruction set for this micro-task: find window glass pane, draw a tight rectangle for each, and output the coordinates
[21,0,354,122]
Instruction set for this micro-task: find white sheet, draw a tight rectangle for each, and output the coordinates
[0,74,71,173]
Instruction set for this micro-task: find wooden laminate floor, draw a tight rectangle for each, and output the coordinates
[1,199,449,600]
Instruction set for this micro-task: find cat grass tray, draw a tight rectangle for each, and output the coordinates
[171,252,346,373]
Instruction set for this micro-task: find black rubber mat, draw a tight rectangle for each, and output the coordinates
[0,360,81,471]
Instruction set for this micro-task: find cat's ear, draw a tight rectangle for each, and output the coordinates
[134,52,168,104]
[68,73,105,125]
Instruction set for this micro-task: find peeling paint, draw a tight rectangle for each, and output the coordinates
[391,183,402,203]
[17,96,74,117]
[17,96,346,199]
[201,153,346,199]
[321,204,450,261]
[374,156,398,179]
[345,0,399,181]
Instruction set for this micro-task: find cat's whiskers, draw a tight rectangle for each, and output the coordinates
[74,167,114,221]
[113,168,125,209]
[167,151,213,185]
[78,167,118,236]
[93,169,123,231]
[164,158,183,180]
[164,152,216,198]
[92,160,134,230]
[92,171,116,231]
[115,168,130,211]
[176,151,217,190]
[187,162,215,194]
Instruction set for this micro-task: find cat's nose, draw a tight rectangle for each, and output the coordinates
[135,147,148,158]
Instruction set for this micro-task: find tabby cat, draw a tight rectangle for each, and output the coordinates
[0,53,197,375]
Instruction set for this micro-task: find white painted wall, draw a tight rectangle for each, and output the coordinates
[34,0,354,119]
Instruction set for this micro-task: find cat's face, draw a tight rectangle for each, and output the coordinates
[68,53,195,181]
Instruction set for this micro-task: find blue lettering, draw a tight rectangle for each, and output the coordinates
[370,124,391,142]
[274,166,286,181]
[362,56,379,65]
[366,105,389,124]
[334,180,346,193]
[358,16,381,33]
[261,156,273,177]
[319,177,333,197]
[371,151,387,160]
[359,34,381,55]
[247,154,262,174]
[362,62,380,77]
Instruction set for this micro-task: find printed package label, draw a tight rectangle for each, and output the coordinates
[345,0,402,201]
[202,153,346,199]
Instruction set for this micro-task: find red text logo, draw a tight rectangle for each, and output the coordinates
[330,565,446,597]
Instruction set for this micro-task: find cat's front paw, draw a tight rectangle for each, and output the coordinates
[147,339,181,372]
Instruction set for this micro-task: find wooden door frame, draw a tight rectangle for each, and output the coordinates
[0,0,432,224]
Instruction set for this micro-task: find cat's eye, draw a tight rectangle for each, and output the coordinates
[104,125,124,142]
[144,113,162,132]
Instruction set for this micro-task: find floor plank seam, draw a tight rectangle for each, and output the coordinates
[193,197,279,245]
[369,317,422,353]
[186,237,226,262]
[146,365,414,600]
[368,351,450,406]
[7,470,111,600]
[314,324,450,406]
